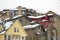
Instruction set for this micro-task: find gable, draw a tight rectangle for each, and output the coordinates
[6,19,28,36]
[0,25,5,32]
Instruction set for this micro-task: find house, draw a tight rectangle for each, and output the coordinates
[23,22,46,40]
[0,19,28,40]
[27,12,56,40]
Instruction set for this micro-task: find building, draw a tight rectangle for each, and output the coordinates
[23,22,46,40]
[0,19,28,40]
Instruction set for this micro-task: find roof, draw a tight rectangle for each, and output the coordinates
[47,13,53,16]
[28,15,46,18]
[42,20,48,22]
[0,31,6,34]
[23,24,40,29]
[12,15,22,19]
[5,15,22,21]
[28,13,54,19]
[5,18,10,21]
[31,21,36,23]
[4,21,13,29]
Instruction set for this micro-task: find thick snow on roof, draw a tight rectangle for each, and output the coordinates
[23,24,40,29]
[28,15,45,18]
[0,31,6,34]
[48,14,53,16]
[5,18,10,20]
[42,20,48,22]
[2,11,6,13]
[9,8,18,10]
[31,21,36,23]
[12,15,22,19]
[28,14,54,19]
[4,21,13,29]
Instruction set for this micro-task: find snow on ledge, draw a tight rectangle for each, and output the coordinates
[4,21,13,29]
[0,31,6,34]
[48,14,53,16]
[23,24,40,29]
[42,20,48,22]
[28,15,45,18]
[31,21,36,23]
[5,18,10,20]
[12,15,22,19]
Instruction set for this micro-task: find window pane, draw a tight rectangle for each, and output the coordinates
[14,28,16,32]
[17,28,19,32]
[8,35,11,40]
[22,37,24,40]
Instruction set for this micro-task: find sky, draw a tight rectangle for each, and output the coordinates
[0,0,60,14]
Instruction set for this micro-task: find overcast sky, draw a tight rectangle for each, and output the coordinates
[0,0,60,14]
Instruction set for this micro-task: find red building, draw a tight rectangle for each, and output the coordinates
[28,13,54,31]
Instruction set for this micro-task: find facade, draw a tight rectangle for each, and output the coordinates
[0,19,28,40]
[23,23,46,40]
[0,6,60,40]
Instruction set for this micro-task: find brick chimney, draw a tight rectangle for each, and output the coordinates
[17,6,22,15]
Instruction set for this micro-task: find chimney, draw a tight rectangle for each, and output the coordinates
[17,6,22,15]
[3,9,10,19]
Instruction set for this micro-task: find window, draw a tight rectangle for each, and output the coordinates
[14,28,19,32]
[14,28,16,32]
[17,28,19,32]
[8,35,11,40]
[22,37,24,40]
[14,11,18,16]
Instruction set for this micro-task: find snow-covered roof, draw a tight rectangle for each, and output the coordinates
[0,31,6,34]
[9,8,18,10]
[12,15,22,19]
[31,21,36,23]
[42,20,48,22]
[4,21,13,29]
[48,14,53,16]
[5,18,10,21]
[28,15,45,18]
[23,24,40,29]
[2,11,6,13]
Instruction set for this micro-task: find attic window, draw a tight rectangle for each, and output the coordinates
[14,28,16,32]
[17,28,19,32]
[14,28,19,32]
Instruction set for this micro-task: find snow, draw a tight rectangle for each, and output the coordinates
[36,32,40,34]
[9,8,18,10]
[4,21,13,29]
[0,31,6,34]
[28,15,46,18]
[2,11,6,13]
[31,21,36,23]
[42,20,48,22]
[12,15,22,19]
[5,18,10,20]
[48,14,53,16]
[23,24,40,29]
